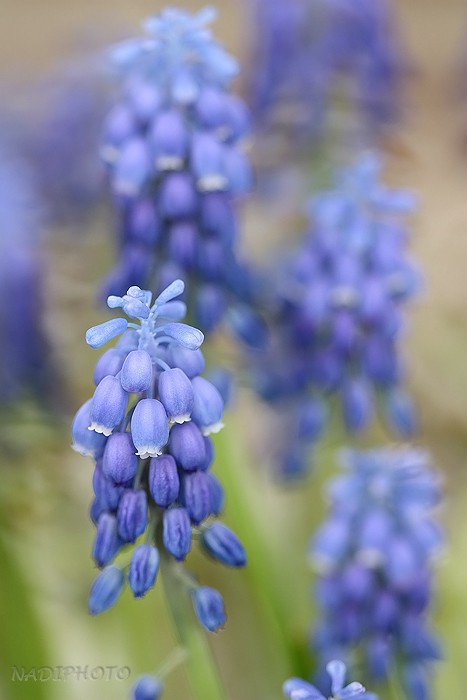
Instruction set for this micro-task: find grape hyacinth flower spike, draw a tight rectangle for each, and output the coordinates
[310,448,442,700]
[283,659,377,699]
[250,153,420,479]
[99,7,264,347]
[72,279,246,633]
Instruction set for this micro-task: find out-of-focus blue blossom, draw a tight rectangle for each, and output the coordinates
[99,8,262,344]
[245,0,406,159]
[131,674,163,700]
[284,659,377,699]
[72,279,245,622]
[250,154,419,479]
[310,448,442,700]
[0,144,50,403]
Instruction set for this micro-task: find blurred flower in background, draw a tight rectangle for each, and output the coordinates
[249,153,419,479]
[311,448,443,700]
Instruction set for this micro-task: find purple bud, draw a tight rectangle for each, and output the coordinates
[158,368,194,423]
[162,507,192,561]
[191,377,224,436]
[93,462,127,511]
[125,80,162,124]
[192,586,226,632]
[201,522,246,567]
[195,285,226,333]
[150,110,188,170]
[93,348,126,385]
[158,172,197,219]
[341,378,372,433]
[120,350,153,393]
[385,536,420,589]
[93,513,122,568]
[86,318,129,349]
[102,432,138,484]
[128,544,159,598]
[294,398,327,442]
[126,199,161,246]
[196,239,227,282]
[71,399,107,458]
[149,454,180,507]
[131,398,169,458]
[312,518,350,571]
[223,146,252,195]
[101,105,136,162]
[357,509,393,565]
[199,192,236,244]
[131,675,163,700]
[384,388,417,438]
[191,132,227,192]
[89,376,128,436]
[167,345,205,378]
[181,471,212,525]
[206,473,224,515]
[113,138,150,197]
[283,677,320,700]
[168,422,206,471]
[167,222,198,269]
[88,566,125,615]
[158,322,204,350]
[194,88,229,130]
[117,490,148,543]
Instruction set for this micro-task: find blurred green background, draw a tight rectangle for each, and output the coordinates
[0,0,467,698]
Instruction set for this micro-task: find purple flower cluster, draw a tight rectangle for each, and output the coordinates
[0,143,50,402]
[245,0,404,152]
[71,279,246,631]
[310,448,442,700]
[252,154,419,478]
[100,8,255,337]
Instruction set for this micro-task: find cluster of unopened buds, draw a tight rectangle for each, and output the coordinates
[72,280,246,645]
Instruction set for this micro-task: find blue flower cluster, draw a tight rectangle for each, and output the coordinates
[284,659,377,700]
[0,142,49,402]
[100,7,256,337]
[252,154,419,478]
[310,448,442,700]
[71,280,246,632]
[246,0,404,151]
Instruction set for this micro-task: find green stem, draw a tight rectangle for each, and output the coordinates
[215,418,308,679]
[160,556,228,700]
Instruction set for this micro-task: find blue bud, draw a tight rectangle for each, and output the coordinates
[191,377,224,436]
[158,368,194,423]
[158,172,197,219]
[117,490,148,543]
[168,422,206,471]
[201,522,246,567]
[167,345,205,378]
[101,105,136,163]
[93,348,126,385]
[131,674,163,700]
[384,388,417,438]
[311,518,350,572]
[341,378,373,433]
[201,436,214,470]
[88,566,125,615]
[205,368,234,407]
[366,636,392,680]
[194,88,229,130]
[195,285,226,332]
[181,471,212,525]
[283,677,323,700]
[357,509,393,565]
[126,199,161,246]
[385,536,420,589]
[294,398,327,442]
[171,66,199,104]
[157,300,187,322]
[167,222,198,269]
[192,586,226,632]
[89,376,128,436]
[149,454,180,507]
[131,398,169,458]
[196,239,227,281]
[90,498,107,525]
[206,473,224,515]
[199,192,236,244]
[223,146,252,195]
[113,138,150,197]
[102,432,139,484]
[116,329,140,351]
[191,132,227,191]
[71,399,107,458]
[403,664,429,700]
[162,507,192,561]
[227,305,269,350]
[150,109,188,170]
[158,322,204,350]
[86,318,129,349]
[93,513,122,568]
[128,545,160,598]
[120,349,153,393]
[125,79,162,125]
[93,461,127,511]
[154,278,185,305]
